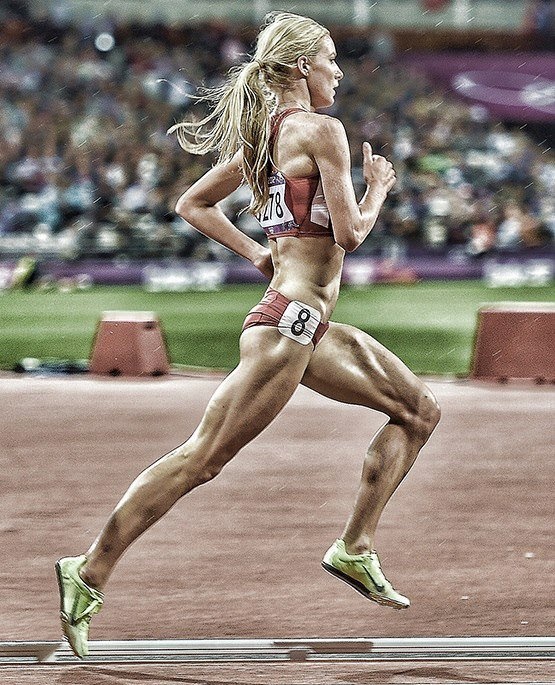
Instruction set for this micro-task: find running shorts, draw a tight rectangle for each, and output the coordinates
[242,288,329,347]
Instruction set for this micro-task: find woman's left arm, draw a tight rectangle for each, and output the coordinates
[175,150,273,278]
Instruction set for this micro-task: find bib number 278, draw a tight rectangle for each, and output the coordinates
[261,187,285,223]
[257,175,295,233]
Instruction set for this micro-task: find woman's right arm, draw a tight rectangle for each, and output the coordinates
[175,150,273,279]
[310,117,395,253]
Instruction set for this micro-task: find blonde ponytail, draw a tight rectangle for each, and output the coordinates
[168,12,329,216]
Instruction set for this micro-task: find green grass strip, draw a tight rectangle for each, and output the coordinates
[1,281,553,376]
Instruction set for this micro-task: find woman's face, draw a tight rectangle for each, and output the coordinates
[305,35,343,109]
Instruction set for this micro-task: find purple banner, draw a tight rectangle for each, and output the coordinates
[1,254,551,288]
[400,52,555,122]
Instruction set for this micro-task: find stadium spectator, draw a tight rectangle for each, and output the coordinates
[496,200,545,250]
[0,1,552,262]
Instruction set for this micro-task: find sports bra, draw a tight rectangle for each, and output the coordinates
[255,108,334,240]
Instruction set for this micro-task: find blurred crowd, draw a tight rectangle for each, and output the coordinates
[0,1,553,265]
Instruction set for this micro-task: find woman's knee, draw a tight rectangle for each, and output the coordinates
[393,385,441,442]
[169,439,233,490]
[411,387,441,441]
[190,461,225,487]
[419,388,441,435]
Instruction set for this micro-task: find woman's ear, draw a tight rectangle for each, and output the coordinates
[296,55,310,77]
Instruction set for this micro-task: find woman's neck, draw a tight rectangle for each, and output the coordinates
[274,83,312,113]
[277,101,312,113]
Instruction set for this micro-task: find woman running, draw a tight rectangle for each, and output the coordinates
[56,11,440,659]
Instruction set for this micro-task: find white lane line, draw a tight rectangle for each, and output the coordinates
[0,636,553,665]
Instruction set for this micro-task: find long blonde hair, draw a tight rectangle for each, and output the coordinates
[168,12,329,215]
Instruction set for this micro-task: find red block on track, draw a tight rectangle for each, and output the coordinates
[90,311,170,377]
[471,302,555,383]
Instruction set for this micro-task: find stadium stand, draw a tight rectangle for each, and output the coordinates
[0,0,552,282]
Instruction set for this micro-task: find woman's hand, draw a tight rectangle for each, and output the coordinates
[252,248,274,280]
[362,142,396,194]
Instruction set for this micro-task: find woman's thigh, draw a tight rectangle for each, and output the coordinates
[301,322,434,419]
[192,325,314,458]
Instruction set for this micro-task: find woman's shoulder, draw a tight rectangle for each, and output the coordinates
[298,111,344,128]
[287,111,345,143]
[306,114,348,156]
[275,111,348,171]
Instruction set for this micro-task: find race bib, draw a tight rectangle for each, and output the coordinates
[278,300,321,345]
[257,172,296,236]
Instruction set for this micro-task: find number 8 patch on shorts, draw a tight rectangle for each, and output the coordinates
[277,300,322,346]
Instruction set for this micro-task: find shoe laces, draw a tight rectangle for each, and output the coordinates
[64,573,104,624]
[73,597,102,624]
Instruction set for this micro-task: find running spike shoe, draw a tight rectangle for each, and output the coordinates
[55,555,104,658]
[322,539,410,609]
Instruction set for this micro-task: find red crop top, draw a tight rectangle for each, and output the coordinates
[255,108,334,240]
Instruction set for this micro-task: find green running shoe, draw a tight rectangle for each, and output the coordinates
[322,539,410,609]
[55,555,104,658]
